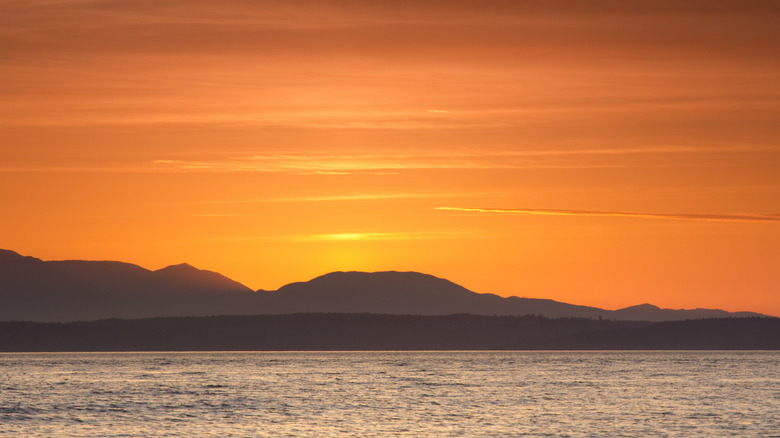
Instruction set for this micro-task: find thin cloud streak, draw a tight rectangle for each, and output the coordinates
[0,166,174,173]
[1,144,774,175]
[294,232,414,242]
[284,231,475,242]
[436,207,780,223]
[151,145,774,174]
[195,230,476,244]
[191,192,476,205]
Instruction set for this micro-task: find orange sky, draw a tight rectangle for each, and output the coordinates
[2,0,779,315]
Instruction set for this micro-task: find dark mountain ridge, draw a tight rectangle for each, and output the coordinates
[0,249,768,322]
[0,250,254,321]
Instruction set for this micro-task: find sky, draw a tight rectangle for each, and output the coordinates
[1,0,779,316]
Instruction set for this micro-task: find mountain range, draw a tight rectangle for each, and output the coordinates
[0,249,767,322]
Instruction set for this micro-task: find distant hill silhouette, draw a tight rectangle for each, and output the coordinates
[610,303,761,321]
[255,271,764,320]
[257,271,612,317]
[0,249,254,321]
[0,249,767,322]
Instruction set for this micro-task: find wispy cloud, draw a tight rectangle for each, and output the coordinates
[0,165,171,173]
[2,144,774,175]
[196,230,475,244]
[4,0,779,133]
[150,145,774,174]
[191,192,474,205]
[182,213,260,218]
[291,232,410,242]
[435,207,780,223]
[284,231,473,242]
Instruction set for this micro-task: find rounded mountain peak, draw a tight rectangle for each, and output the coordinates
[156,263,198,273]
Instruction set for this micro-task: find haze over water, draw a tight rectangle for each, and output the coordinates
[1,351,778,437]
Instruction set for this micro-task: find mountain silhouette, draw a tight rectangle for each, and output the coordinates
[0,250,254,321]
[258,271,610,317]
[0,249,767,322]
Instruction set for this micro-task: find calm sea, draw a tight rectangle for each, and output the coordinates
[1,351,778,437]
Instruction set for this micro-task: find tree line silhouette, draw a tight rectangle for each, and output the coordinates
[1,314,777,351]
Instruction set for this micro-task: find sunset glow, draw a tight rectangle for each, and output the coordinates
[2,0,779,315]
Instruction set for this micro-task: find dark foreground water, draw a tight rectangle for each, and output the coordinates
[1,351,778,437]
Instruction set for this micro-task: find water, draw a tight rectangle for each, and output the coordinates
[0,351,778,437]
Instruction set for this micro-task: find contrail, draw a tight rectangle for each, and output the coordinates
[435,207,780,223]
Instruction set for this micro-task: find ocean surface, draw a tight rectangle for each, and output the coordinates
[1,351,778,437]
